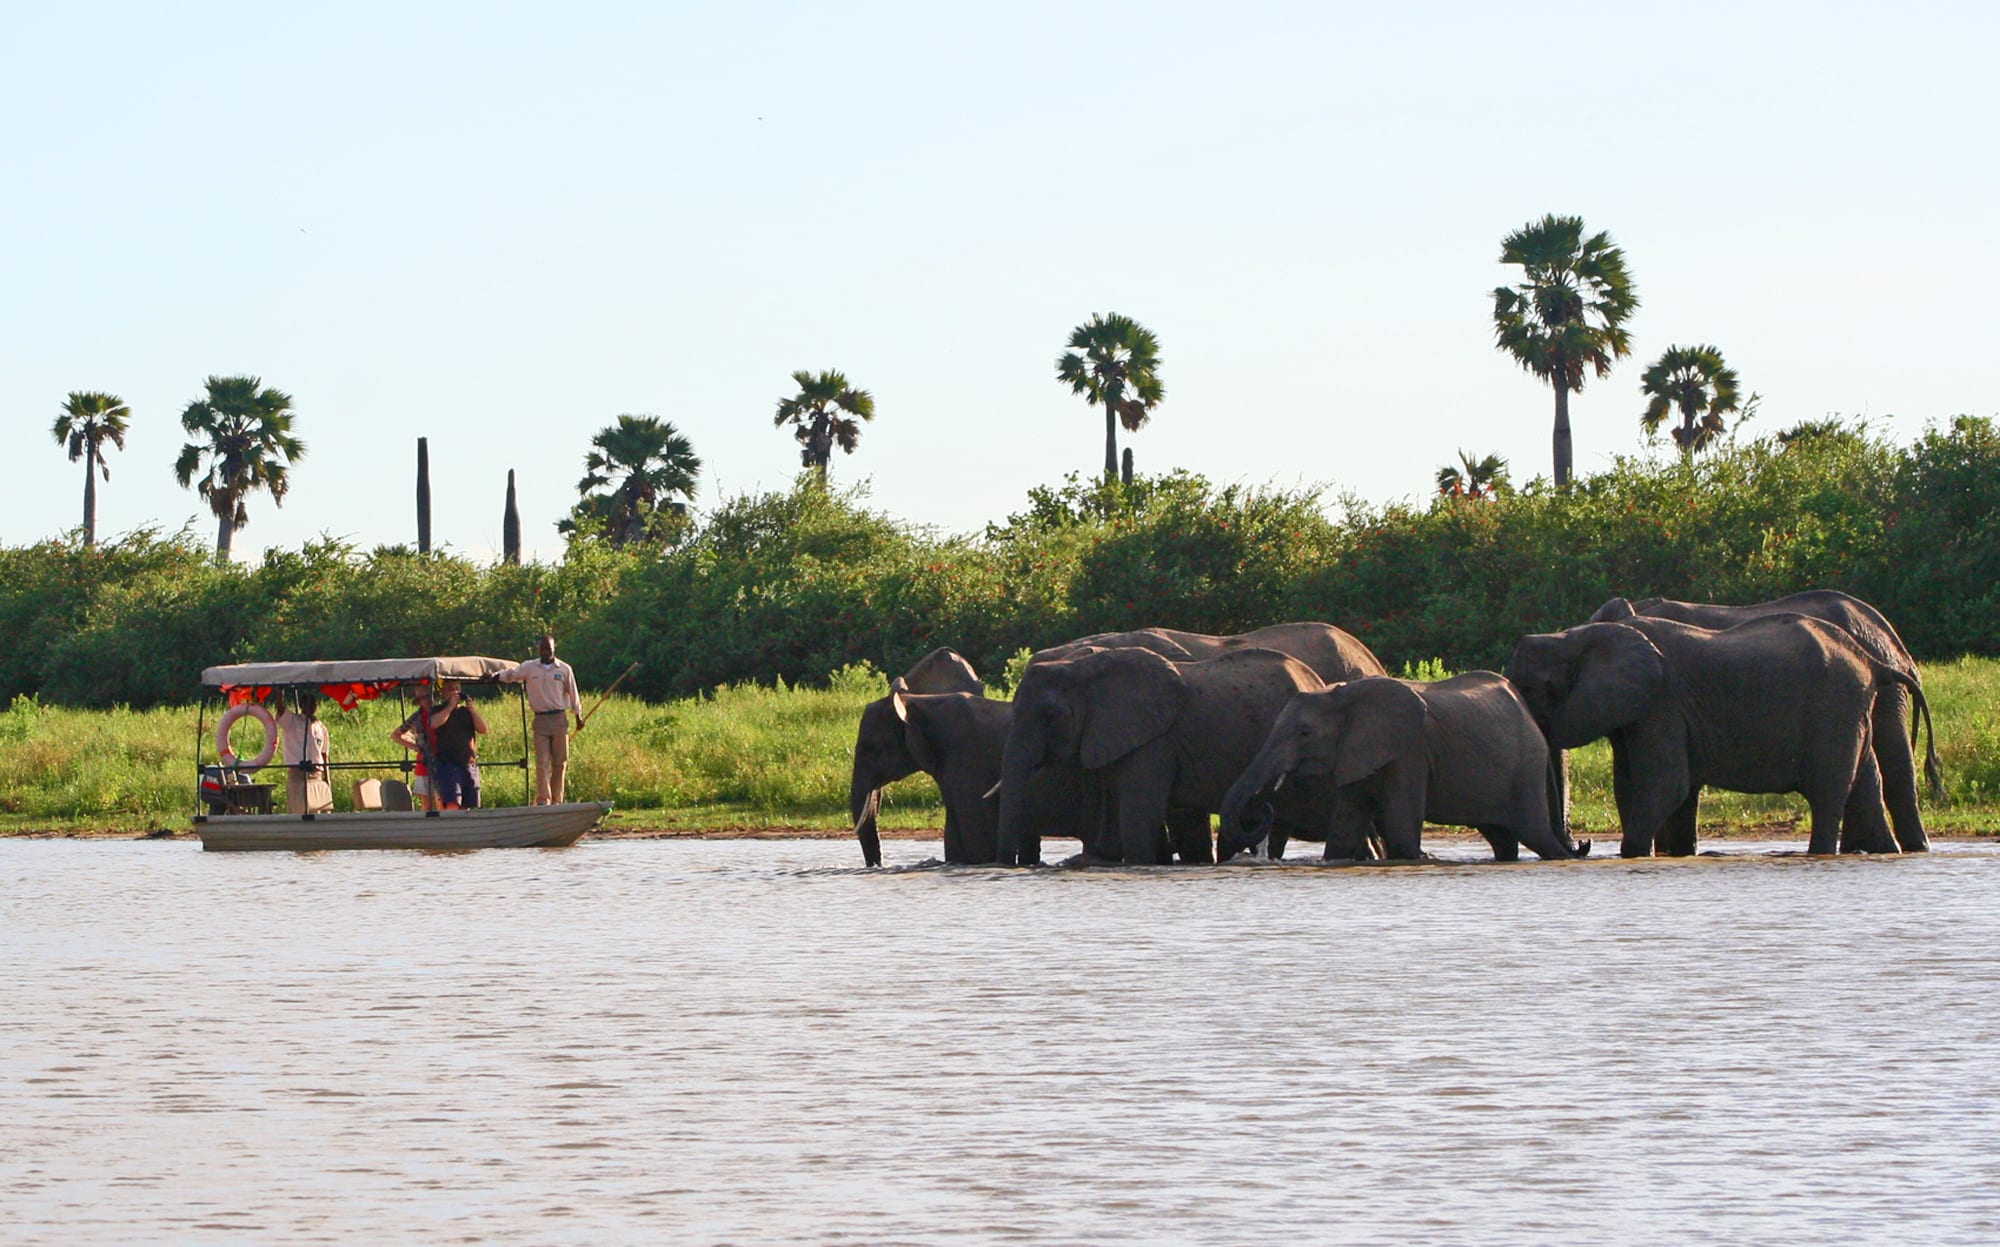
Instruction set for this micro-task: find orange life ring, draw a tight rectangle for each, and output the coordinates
[217,702,278,770]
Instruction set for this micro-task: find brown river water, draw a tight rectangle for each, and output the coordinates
[4,836,1998,1245]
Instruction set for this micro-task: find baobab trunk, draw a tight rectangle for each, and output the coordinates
[82,445,98,548]
[503,469,521,565]
[416,437,432,554]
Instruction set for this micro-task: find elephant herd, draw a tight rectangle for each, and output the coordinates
[847,591,1940,867]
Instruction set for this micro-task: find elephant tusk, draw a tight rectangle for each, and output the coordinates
[982,779,1002,800]
[1271,772,1286,793]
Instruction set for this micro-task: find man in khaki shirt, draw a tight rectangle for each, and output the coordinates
[496,634,585,804]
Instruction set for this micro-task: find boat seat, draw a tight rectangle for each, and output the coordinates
[379,779,414,811]
[352,779,384,811]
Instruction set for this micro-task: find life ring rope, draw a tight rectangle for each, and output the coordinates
[217,702,278,770]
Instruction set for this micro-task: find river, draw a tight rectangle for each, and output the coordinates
[3,837,1996,1245]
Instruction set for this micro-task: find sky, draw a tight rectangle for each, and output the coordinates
[4,1,1996,563]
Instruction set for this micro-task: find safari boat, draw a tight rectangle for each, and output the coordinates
[192,656,611,852]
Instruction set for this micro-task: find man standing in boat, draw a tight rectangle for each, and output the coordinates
[276,690,333,814]
[496,634,585,804]
[428,680,489,809]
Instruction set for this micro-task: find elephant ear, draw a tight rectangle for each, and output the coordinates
[1079,648,1190,770]
[1588,597,1637,623]
[1333,678,1426,786]
[1556,624,1667,746]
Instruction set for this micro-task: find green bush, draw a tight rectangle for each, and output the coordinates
[4,421,1998,710]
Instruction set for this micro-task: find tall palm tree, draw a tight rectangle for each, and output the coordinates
[51,391,131,547]
[1435,450,1511,499]
[1492,215,1639,488]
[173,374,306,561]
[773,370,874,480]
[1639,344,1741,455]
[560,414,702,545]
[1057,312,1164,482]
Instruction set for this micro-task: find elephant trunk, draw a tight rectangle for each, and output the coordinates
[850,767,884,868]
[994,741,1041,867]
[1218,738,1296,860]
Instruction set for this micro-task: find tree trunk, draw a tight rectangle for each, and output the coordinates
[1121,447,1133,486]
[1104,400,1118,481]
[1552,382,1573,490]
[216,506,234,562]
[82,443,98,548]
[502,469,521,565]
[416,437,433,554]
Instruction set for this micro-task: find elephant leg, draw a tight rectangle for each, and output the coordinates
[1611,731,1689,859]
[1871,686,1928,852]
[1807,719,1874,856]
[1839,748,1897,855]
[940,810,962,864]
[1657,790,1699,857]
[1322,787,1375,861]
[1112,750,1176,866]
[1168,807,1212,864]
[1478,827,1520,862]
[1374,764,1427,860]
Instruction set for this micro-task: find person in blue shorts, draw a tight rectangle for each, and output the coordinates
[429,680,489,810]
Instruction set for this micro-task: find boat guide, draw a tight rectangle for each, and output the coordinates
[193,655,611,852]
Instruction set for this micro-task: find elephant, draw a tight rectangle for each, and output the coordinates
[1588,591,1938,852]
[897,647,985,698]
[1216,674,1579,863]
[995,647,1329,866]
[1037,622,1386,685]
[1506,615,1927,857]
[850,649,1102,866]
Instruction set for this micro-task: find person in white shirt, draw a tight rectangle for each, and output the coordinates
[275,690,333,813]
[496,634,585,804]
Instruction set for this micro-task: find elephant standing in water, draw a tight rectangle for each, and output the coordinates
[1217,674,1579,863]
[996,648,1329,866]
[1589,591,1939,851]
[1507,615,1928,857]
[849,649,1094,866]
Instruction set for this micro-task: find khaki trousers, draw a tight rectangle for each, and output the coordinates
[533,713,571,804]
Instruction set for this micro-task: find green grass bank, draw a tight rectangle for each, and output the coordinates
[4,657,1997,840]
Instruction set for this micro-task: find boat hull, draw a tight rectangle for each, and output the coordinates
[196,802,612,852]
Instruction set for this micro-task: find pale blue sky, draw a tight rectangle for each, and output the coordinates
[4,2,1995,562]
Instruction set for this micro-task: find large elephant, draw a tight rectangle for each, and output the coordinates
[1507,615,1925,857]
[1589,590,1938,851]
[996,647,1328,866]
[1040,622,1385,685]
[1216,674,1578,863]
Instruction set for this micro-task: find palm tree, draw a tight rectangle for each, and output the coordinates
[1057,312,1164,482]
[172,375,306,561]
[1640,344,1742,455]
[1492,215,1640,488]
[773,370,874,480]
[51,391,131,547]
[1435,450,1511,499]
[559,414,702,545]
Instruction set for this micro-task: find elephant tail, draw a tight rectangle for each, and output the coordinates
[1878,667,1943,801]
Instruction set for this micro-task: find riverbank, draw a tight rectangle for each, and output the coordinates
[4,655,1996,838]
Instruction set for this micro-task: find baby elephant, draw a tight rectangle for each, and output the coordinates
[1217,673,1579,863]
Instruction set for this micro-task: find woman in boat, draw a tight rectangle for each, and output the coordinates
[275,690,333,814]
[390,684,441,811]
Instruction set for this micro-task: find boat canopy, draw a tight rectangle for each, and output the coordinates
[201,656,518,689]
